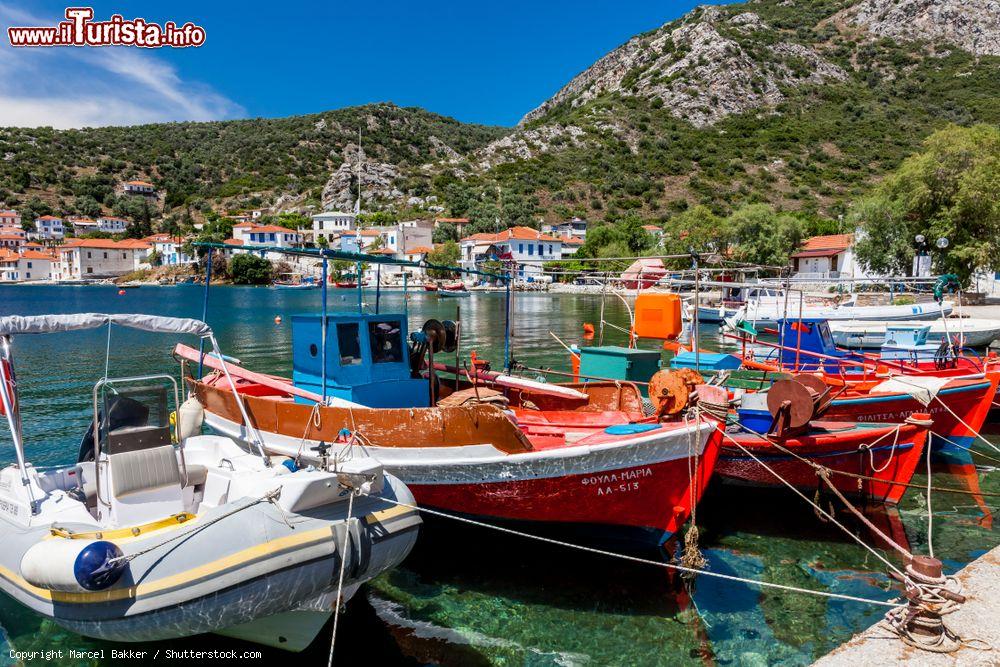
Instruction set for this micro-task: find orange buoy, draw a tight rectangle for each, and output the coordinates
[582,323,595,334]
[274,315,282,324]
[117,289,126,296]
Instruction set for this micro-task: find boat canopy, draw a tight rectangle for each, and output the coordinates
[0,313,212,337]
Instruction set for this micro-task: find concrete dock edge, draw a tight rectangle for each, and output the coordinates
[814,545,1000,666]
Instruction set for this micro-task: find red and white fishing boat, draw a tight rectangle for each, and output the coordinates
[175,311,724,547]
[718,419,930,505]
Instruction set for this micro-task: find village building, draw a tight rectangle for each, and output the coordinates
[460,226,562,280]
[790,234,867,281]
[0,211,22,227]
[0,248,56,282]
[311,212,356,243]
[0,226,26,251]
[542,217,588,240]
[54,238,150,281]
[559,236,584,257]
[122,180,155,196]
[95,216,129,234]
[145,234,196,266]
[34,215,64,239]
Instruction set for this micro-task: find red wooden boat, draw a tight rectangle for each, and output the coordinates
[187,371,724,547]
[718,419,930,504]
[423,283,439,292]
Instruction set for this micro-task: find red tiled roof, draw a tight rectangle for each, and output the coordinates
[642,225,662,231]
[246,224,298,234]
[223,238,243,246]
[19,250,53,260]
[461,226,562,244]
[97,216,128,222]
[435,218,470,224]
[124,180,154,187]
[559,236,584,245]
[0,212,19,218]
[36,215,61,221]
[790,234,853,258]
[58,238,147,251]
[367,248,396,255]
[406,246,434,254]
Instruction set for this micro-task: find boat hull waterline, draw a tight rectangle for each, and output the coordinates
[194,382,722,546]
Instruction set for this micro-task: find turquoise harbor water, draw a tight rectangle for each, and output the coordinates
[0,284,997,666]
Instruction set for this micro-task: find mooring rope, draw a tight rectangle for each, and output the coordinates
[328,488,356,667]
[359,492,899,608]
[108,488,287,565]
[716,426,910,582]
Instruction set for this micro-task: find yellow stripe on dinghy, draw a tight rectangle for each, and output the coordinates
[1,525,336,604]
[49,513,197,541]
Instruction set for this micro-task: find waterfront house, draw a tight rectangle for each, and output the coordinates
[460,226,562,280]
[243,224,301,249]
[790,234,858,280]
[144,234,195,266]
[34,215,64,239]
[54,238,150,280]
[559,236,584,257]
[122,180,155,196]
[0,248,56,282]
[312,212,356,243]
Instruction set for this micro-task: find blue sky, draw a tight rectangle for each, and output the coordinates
[1,1,711,128]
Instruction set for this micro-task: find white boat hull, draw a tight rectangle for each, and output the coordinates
[830,318,1000,349]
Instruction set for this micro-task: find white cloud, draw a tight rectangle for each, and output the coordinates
[0,4,243,128]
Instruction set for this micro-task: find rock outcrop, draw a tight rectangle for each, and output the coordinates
[849,0,1000,57]
[320,144,404,211]
[520,8,845,127]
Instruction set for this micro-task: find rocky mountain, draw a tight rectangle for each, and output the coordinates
[847,0,1000,56]
[432,0,1000,229]
[0,0,997,235]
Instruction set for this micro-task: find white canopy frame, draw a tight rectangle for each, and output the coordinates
[0,313,270,515]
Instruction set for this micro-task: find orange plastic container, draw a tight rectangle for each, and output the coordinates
[632,293,682,341]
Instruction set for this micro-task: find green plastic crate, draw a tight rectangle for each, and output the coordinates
[578,345,662,394]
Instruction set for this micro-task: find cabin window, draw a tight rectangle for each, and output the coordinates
[369,320,403,363]
[337,323,362,366]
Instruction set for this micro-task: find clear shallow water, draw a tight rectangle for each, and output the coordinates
[0,284,996,666]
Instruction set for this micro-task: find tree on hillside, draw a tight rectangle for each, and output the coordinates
[730,204,804,268]
[426,241,460,278]
[853,124,1000,286]
[662,205,734,263]
[229,254,273,285]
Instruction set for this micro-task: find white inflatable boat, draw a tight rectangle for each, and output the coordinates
[0,313,420,651]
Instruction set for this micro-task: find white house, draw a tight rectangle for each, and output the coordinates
[559,236,584,257]
[791,234,864,280]
[0,211,22,227]
[0,226,26,251]
[54,239,150,280]
[542,217,588,240]
[0,249,55,282]
[122,180,155,195]
[241,224,301,249]
[34,215,64,239]
[145,234,196,266]
[70,218,98,236]
[460,226,562,279]
[95,216,129,233]
[312,212,356,242]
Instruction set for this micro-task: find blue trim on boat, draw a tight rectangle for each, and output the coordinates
[720,441,914,463]
[832,381,991,407]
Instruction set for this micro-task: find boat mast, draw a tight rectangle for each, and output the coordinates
[0,338,38,514]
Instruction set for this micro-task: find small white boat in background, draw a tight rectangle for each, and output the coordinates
[0,314,419,652]
[830,318,1000,349]
[697,294,951,327]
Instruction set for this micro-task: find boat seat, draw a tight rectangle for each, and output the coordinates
[184,464,208,488]
[110,445,181,498]
[75,461,98,508]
